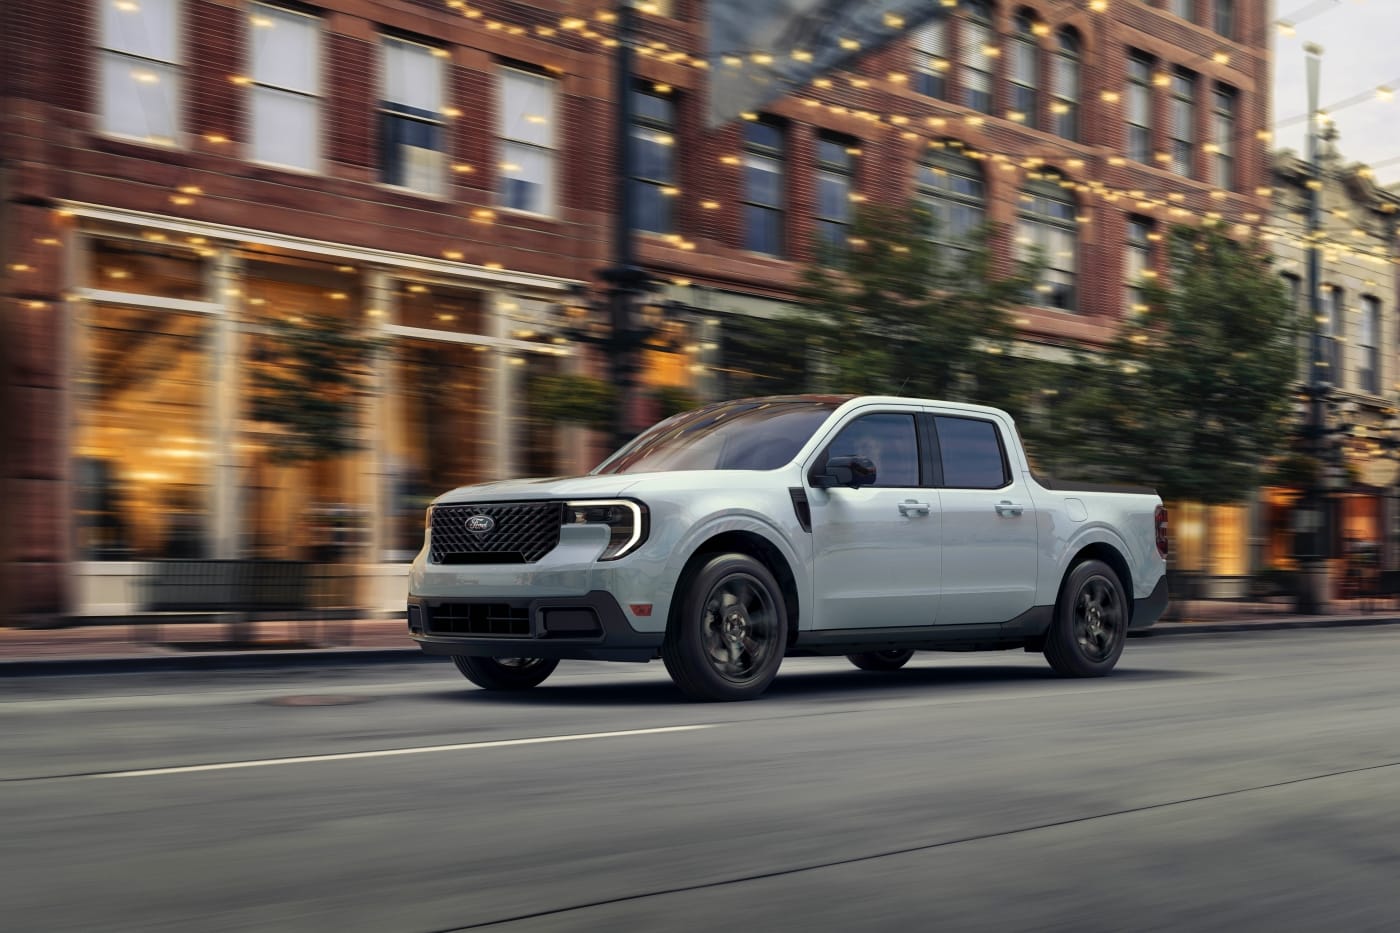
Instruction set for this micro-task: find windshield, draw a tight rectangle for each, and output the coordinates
[593,396,851,475]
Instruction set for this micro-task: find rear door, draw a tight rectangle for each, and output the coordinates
[928,413,1039,625]
[805,409,941,630]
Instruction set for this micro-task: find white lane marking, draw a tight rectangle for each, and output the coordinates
[92,724,717,778]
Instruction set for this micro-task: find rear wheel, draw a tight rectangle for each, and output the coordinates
[453,656,559,690]
[662,553,787,701]
[1044,559,1127,677]
[847,649,915,672]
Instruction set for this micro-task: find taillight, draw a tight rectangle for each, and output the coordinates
[1154,506,1169,558]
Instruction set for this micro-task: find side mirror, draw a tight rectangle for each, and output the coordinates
[812,455,877,489]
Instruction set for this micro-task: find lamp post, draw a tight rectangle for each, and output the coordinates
[1297,42,1329,613]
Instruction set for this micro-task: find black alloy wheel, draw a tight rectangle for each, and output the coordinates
[1044,559,1128,677]
[453,655,560,690]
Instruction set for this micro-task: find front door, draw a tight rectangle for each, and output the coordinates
[930,413,1038,625]
[807,411,941,629]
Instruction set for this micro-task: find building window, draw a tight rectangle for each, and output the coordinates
[961,1,995,115]
[1214,0,1234,38]
[1052,29,1080,141]
[1170,68,1196,178]
[1126,52,1153,163]
[379,37,445,195]
[1324,286,1344,383]
[743,119,785,256]
[1167,0,1193,21]
[1018,171,1078,311]
[1009,13,1037,128]
[100,0,180,143]
[1126,216,1154,315]
[913,18,949,99]
[631,87,676,235]
[497,68,557,215]
[1212,84,1237,190]
[918,145,985,266]
[248,4,320,171]
[816,134,856,254]
[1359,295,1381,394]
[76,238,212,560]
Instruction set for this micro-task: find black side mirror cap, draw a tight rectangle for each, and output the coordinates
[813,455,877,489]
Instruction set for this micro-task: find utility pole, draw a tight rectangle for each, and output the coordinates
[1298,42,1328,613]
[602,0,651,452]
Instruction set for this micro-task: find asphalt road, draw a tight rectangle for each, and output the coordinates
[5,629,1400,932]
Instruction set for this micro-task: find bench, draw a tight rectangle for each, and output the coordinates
[56,559,360,646]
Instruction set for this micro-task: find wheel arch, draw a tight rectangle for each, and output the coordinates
[1060,542,1135,623]
[668,530,801,646]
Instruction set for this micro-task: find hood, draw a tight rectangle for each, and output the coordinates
[432,473,640,505]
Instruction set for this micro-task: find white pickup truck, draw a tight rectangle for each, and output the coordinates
[408,395,1168,701]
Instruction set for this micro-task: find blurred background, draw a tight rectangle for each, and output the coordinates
[2,0,1399,627]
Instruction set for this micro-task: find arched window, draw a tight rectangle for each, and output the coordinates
[1018,170,1078,311]
[961,1,995,114]
[1010,12,1038,128]
[917,144,986,266]
[1052,29,1080,141]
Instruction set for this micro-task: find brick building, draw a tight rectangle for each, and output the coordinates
[1,0,1272,621]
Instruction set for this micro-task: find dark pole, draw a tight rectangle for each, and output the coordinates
[1299,42,1326,613]
[605,0,649,452]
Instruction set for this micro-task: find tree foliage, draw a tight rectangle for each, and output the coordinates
[1031,226,1297,503]
[249,313,382,465]
[796,203,1038,406]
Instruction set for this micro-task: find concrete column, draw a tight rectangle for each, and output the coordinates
[210,249,240,559]
[365,270,394,563]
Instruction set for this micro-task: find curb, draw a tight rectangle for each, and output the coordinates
[0,647,433,678]
[1129,615,1400,637]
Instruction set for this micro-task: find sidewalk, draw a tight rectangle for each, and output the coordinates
[3,600,1400,676]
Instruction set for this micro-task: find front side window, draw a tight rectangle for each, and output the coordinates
[816,135,856,254]
[1126,216,1154,315]
[1126,52,1153,163]
[1052,30,1080,141]
[913,19,949,99]
[1170,69,1196,178]
[100,0,180,143]
[497,68,557,215]
[249,4,320,171]
[1009,14,1037,128]
[1359,295,1380,394]
[961,1,995,115]
[918,145,985,266]
[743,119,785,256]
[631,87,676,234]
[380,37,444,195]
[935,416,1008,489]
[822,413,920,488]
[1017,172,1078,311]
[1213,84,1237,190]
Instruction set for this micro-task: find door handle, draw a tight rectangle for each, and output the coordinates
[995,500,1025,517]
[899,500,932,516]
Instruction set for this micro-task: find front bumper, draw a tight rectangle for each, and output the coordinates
[408,590,663,662]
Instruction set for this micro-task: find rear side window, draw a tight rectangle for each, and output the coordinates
[935,416,1009,488]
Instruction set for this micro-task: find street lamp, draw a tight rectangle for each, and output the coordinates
[1296,42,1330,613]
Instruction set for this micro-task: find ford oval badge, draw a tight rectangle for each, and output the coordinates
[465,515,495,534]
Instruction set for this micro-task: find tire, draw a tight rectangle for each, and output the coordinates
[847,649,915,672]
[1044,559,1128,677]
[662,553,788,701]
[453,655,559,691]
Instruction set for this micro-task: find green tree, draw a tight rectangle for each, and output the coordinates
[796,202,1038,407]
[249,312,382,464]
[1035,225,1297,503]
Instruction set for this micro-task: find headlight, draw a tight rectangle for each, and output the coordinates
[565,499,648,560]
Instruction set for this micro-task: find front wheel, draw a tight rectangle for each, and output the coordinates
[847,649,915,672]
[453,656,559,690]
[1044,559,1127,677]
[662,553,788,701]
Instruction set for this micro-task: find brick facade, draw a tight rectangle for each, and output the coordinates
[1,0,1272,619]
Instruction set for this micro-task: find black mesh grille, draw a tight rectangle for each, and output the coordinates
[430,501,563,564]
[426,602,532,637]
